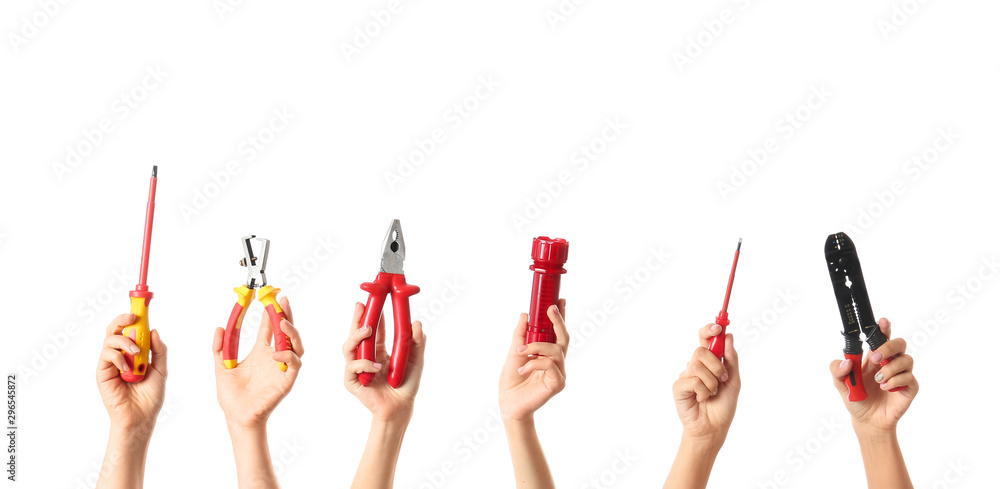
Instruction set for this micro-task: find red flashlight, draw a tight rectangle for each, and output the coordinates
[526,236,569,344]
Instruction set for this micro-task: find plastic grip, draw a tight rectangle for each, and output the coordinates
[527,273,560,344]
[708,314,730,360]
[223,286,255,369]
[844,353,867,402]
[358,279,391,387]
[258,286,290,371]
[387,275,419,388]
[121,293,152,383]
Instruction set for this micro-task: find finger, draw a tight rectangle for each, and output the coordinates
[344,359,382,383]
[518,341,563,359]
[103,334,140,356]
[281,320,304,357]
[343,324,374,363]
[557,298,566,318]
[699,323,724,348]
[409,321,426,370]
[686,361,721,397]
[880,371,916,392]
[149,329,167,376]
[350,302,365,332]
[257,304,274,346]
[874,354,913,384]
[879,317,891,339]
[871,337,907,365]
[548,303,570,350]
[829,358,852,396]
[722,334,739,384]
[272,350,302,376]
[280,296,294,326]
[212,327,225,366]
[675,375,714,403]
[508,313,529,355]
[518,356,557,376]
[375,312,387,353]
[692,347,728,381]
[105,313,137,336]
[99,347,129,374]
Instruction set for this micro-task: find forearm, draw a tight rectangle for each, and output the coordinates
[855,424,913,489]
[96,424,153,489]
[663,435,722,489]
[228,423,280,489]
[503,416,555,489]
[351,417,410,489]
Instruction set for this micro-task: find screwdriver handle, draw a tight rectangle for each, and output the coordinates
[258,286,290,371]
[223,286,255,369]
[708,314,729,360]
[120,292,152,382]
[844,353,867,402]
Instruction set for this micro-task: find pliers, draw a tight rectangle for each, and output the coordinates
[824,232,899,401]
[357,220,420,388]
[223,235,291,371]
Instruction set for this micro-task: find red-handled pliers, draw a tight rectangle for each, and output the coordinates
[223,235,291,371]
[358,220,420,389]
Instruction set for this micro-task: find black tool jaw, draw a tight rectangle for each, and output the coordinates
[826,232,880,353]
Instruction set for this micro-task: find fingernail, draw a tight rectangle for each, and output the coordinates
[282,319,292,327]
[880,382,888,390]
[711,324,722,333]
[517,345,527,353]
[720,373,729,383]
[359,326,369,333]
[839,359,851,370]
[517,366,525,374]
[373,362,382,369]
[128,344,140,354]
[712,388,718,396]
[871,352,883,363]
[874,371,884,383]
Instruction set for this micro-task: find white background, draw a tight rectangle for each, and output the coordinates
[2,1,998,488]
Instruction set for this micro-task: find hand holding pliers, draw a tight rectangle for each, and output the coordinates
[224,235,292,371]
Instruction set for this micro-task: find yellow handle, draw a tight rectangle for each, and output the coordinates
[121,296,151,381]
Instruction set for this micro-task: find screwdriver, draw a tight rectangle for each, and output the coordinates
[708,238,741,360]
[120,166,158,383]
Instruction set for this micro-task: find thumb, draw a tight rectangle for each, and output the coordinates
[878,317,891,340]
[829,358,851,397]
[257,306,274,346]
[722,334,740,385]
[150,329,168,377]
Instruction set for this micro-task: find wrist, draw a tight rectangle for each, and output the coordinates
[109,421,155,450]
[680,431,725,456]
[371,415,411,434]
[853,422,897,444]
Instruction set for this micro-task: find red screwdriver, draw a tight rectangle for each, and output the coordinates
[708,238,741,360]
[121,166,158,382]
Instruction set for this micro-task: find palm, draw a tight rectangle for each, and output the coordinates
[499,357,559,421]
[216,344,294,428]
[675,383,737,439]
[98,365,166,428]
[348,337,419,421]
[844,356,914,429]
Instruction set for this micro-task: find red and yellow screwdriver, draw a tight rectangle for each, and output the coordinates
[121,166,158,383]
[708,238,741,360]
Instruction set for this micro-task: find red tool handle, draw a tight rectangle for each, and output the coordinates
[708,314,729,360]
[357,273,419,388]
[844,353,867,402]
[358,277,391,387]
[259,286,290,371]
[223,303,245,368]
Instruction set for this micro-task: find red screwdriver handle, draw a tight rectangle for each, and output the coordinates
[844,353,867,402]
[387,274,420,388]
[708,314,729,360]
[358,278,391,386]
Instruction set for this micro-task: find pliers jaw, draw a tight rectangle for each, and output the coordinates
[379,219,406,274]
[240,235,270,288]
[825,233,884,351]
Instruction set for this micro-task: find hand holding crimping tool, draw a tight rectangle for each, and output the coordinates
[825,232,905,401]
[708,239,742,360]
[121,166,158,383]
[357,220,420,388]
[223,236,291,371]
[526,237,569,344]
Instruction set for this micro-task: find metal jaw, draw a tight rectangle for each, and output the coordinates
[240,235,270,288]
[379,219,406,274]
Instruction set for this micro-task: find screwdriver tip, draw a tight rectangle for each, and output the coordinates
[737,238,742,251]
[151,165,158,177]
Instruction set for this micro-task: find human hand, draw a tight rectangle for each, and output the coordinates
[672,325,740,448]
[97,313,167,432]
[499,300,568,423]
[213,296,303,431]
